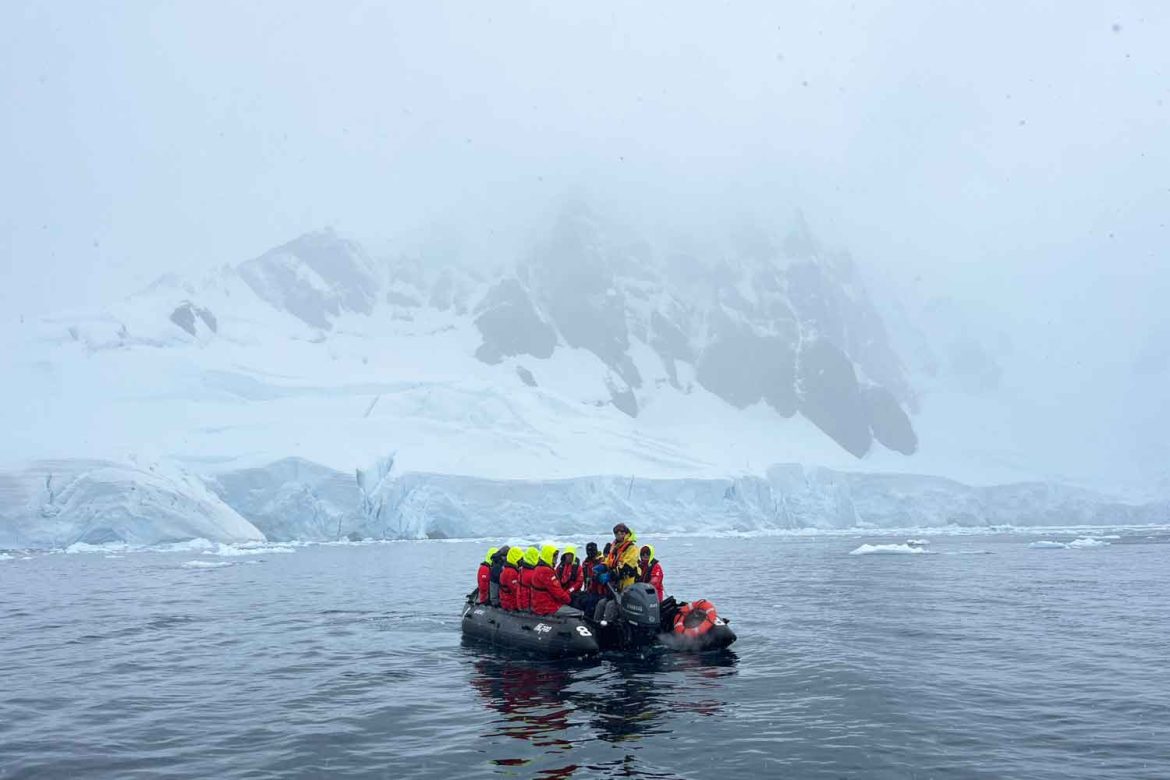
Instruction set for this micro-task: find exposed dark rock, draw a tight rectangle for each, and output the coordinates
[863,385,918,454]
[796,338,872,457]
[697,329,765,408]
[238,228,379,330]
[195,307,217,333]
[650,310,692,386]
[786,261,846,347]
[785,254,916,411]
[473,278,557,365]
[608,379,639,417]
[759,336,798,417]
[170,305,196,336]
[427,267,476,316]
[170,301,217,337]
[528,205,642,390]
[516,366,537,387]
[696,323,797,416]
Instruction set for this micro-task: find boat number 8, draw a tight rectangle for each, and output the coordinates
[576,626,593,637]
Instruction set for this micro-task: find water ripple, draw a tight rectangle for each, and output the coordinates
[2,534,1169,778]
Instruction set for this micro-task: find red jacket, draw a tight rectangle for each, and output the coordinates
[499,565,520,610]
[639,559,664,602]
[477,562,491,604]
[583,555,606,595]
[530,564,571,615]
[556,557,584,593]
[517,566,534,611]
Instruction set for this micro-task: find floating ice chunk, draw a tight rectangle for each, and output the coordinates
[1068,537,1110,549]
[1028,541,1069,549]
[203,542,295,556]
[181,559,234,569]
[65,541,134,555]
[0,552,13,561]
[849,543,930,555]
[158,538,217,553]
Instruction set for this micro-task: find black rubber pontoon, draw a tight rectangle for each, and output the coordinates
[461,601,600,658]
[461,584,736,657]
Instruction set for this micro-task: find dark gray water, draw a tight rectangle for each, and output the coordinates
[3,532,1169,779]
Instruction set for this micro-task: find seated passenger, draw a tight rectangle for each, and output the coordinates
[639,545,664,602]
[499,547,524,610]
[517,547,540,612]
[531,544,572,616]
[556,545,584,593]
[477,547,497,604]
[488,545,509,606]
[581,541,601,591]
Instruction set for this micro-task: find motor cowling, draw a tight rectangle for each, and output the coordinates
[618,583,661,630]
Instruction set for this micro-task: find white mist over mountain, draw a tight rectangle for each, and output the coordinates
[2,2,1168,545]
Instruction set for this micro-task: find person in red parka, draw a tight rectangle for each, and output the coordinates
[517,547,539,611]
[638,545,664,602]
[531,544,572,616]
[555,545,584,594]
[499,547,524,610]
[476,547,497,604]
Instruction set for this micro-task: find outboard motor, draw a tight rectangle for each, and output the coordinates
[617,583,662,647]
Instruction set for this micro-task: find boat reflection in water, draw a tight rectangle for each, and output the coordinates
[464,638,738,777]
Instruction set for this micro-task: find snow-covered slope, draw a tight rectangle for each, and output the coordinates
[2,213,1164,547]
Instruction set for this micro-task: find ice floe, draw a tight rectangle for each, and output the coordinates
[849,543,932,556]
[1028,536,1112,550]
[202,542,296,556]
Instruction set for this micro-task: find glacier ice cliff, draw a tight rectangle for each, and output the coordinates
[0,460,264,549]
[2,457,1164,550]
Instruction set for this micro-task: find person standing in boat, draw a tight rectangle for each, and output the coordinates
[499,547,524,611]
[605,523,640,590]
[476,547,498,604]
[593,523,641,622]
[530,544,572,616]
[638,545,664,602]
[556,545,584,594]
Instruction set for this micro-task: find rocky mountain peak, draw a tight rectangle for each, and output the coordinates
[237,228,380,330]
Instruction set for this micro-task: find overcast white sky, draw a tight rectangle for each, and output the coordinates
[2,0,1167,325]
